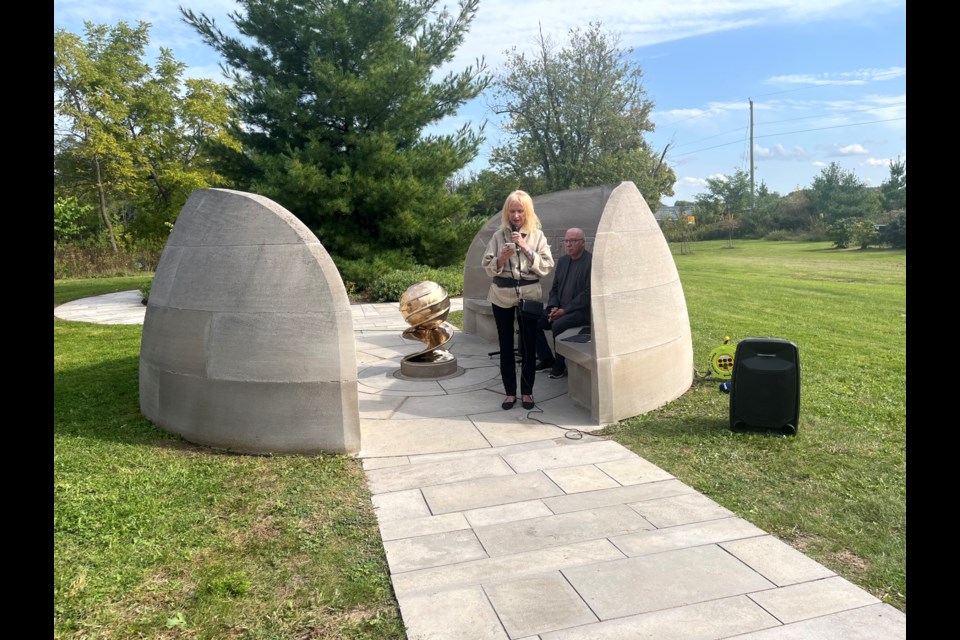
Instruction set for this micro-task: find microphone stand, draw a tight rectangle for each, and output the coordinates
[512,227,529,385]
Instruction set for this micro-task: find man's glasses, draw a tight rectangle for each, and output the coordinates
[562,239,584,244]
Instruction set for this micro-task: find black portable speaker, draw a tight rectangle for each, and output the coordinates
[729,338,800,435]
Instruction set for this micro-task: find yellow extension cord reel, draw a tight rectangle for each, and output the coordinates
[707,336,736,381]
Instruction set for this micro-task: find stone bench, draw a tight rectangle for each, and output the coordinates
[553,326,594,411]
[462,298,499,344]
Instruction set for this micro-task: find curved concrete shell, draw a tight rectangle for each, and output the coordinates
[139,189,360,454]
[589,181,693,423]
[462,182,692,424]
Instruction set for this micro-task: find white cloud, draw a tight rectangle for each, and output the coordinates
[678,176,709,188]
[654,101,745,129]
[865,157,891,166]
[767,66,905,86]
[837,144,869,155]
[754,143,807,160]
[447,1,906,81]
[812,161,828,167]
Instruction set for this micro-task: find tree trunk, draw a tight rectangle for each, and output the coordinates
[93,155,118,252]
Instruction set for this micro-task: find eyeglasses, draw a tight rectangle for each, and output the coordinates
[562,239,584,244]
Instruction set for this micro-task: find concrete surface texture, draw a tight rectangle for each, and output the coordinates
[56,293,906,639]
[463,182,693,425]
[138,188,360,454]
[585,181,694,423]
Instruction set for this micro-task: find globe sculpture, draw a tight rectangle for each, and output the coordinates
[398,281,458,378]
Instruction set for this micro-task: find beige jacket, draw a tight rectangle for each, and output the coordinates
[481,226,555,308]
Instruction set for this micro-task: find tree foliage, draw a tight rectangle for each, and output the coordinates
[807,162,881,223]
[489,22,675,209]
[878,211,906,248]
[182,0,489,267]
[881,156,906,212]
[54,21,239,248]
[693,169,751,225]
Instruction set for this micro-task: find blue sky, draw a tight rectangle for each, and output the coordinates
[54,0,906,206]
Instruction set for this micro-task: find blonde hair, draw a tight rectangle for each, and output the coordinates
[500,190,541,233]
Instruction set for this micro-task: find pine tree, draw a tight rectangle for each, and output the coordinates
[183,0,489,266]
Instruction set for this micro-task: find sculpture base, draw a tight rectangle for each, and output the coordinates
[400,349,458,379]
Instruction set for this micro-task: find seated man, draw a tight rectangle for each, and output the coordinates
[535,227,592,378]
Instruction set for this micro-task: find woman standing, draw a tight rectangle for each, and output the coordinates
[481,191,554,410]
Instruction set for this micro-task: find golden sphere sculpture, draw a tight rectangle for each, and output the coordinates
[398,281,458,378]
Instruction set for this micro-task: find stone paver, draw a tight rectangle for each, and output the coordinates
[628,491,735,528]
[720,536,836,587]
[391,540,626,598]
[365,454,515,494]
[729,603,906,639]
[484,573,598,638]
[474,504,654,556]
[383,528,488,573]
[563,545,775,620]
[422,471,565,515]
[610,516,767,557]
[397,585,508,640]
[539,595,781,640]
[746,576,880,624]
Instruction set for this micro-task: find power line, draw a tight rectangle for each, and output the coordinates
[662,102,906,153]
[756,102,906,128]
[670,117,905,158]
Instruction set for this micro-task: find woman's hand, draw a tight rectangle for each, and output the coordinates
[498,244,515,269]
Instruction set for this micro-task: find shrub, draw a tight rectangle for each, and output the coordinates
[687,221,731,242]
[763,229,797,241]
[849,218,880,249]
[878,211,906,249]
[659,221,697,243]
[333,248,418,293]
[53,244,163,279]
[826,218,855,248]
[54,197,92,243]
[369,265,464,302]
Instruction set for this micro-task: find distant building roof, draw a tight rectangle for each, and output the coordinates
[654,205,682,222]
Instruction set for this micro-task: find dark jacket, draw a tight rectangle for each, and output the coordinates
[547,251,592,313]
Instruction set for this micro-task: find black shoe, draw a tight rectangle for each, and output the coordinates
[535,360,554,372]
[502,396,517,410]
[549,367,567,379]
[522,396,535,410]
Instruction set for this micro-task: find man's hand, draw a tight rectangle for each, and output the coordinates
[548,307,565,323]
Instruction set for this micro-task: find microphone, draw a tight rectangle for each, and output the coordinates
[509,223,521,275]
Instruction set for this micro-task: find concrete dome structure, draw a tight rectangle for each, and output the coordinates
[462,182,693,424]
[139,189,359,454]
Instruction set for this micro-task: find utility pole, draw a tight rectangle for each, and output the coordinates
[749,98,754,211]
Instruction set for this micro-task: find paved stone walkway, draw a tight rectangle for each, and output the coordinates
[55,291,906,639]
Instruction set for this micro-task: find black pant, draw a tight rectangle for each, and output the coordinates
[536,307,591,370]
[492,302,537,396]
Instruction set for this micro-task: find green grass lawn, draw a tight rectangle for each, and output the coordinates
[54,278,405,639]
[601,240,906,612]
[53,239,905,638]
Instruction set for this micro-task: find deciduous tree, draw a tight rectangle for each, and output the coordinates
[54,21,238,247]
[54,22,149,250]
[489,22,675,209]
[693,169,751,225]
